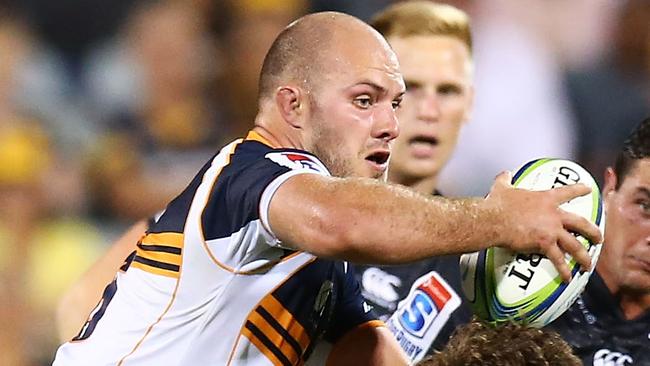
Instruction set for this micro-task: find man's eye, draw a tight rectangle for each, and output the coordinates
[392,100,402,110]
[353,96,372,109]
[640,201,650,213]
[438,84,462,96]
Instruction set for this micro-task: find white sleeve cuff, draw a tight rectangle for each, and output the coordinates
[259,169,322,248]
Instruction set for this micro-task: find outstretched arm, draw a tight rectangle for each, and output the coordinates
[269,171,602,281]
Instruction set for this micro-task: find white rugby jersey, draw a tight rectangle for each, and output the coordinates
[54,131,380,365]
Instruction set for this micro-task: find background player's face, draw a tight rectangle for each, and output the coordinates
[386,35,473,184]
[599,159,650,293]
[306,38,404,180]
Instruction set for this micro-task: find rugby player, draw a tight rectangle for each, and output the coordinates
[549,118,650,365]
[54,11,600,365]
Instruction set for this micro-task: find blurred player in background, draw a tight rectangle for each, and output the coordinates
[354,1,473,360]
[54,9,600,366]
[549,117,650,365]
[418,318,581,366]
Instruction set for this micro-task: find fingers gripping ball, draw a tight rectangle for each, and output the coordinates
[460,158,605,327]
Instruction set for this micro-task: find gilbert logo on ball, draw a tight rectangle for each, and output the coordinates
[460,158,605,327]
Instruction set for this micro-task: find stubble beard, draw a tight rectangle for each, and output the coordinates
[309,107,356,178]
[311,123,355,178]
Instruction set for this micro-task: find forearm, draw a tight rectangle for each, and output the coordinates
[270,175,503,264]
[324,178,503,263]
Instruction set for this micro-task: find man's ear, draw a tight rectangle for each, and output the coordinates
[603,167,618,197]
[276,86,305,129]
[602,167,619,215]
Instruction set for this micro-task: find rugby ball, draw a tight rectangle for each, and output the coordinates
[459,158,604,327]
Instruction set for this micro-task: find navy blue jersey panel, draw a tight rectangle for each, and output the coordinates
[149,157,214,234]
[271,258,337,341]
[201,141,291,240]
[324,262,377,343]
[271,260,375,347]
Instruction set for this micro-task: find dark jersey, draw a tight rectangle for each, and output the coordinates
[549,272,650,365]
[355,253,473,360]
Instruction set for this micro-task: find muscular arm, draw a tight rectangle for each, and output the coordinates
[55,220,146,341]
[269,172,602,279]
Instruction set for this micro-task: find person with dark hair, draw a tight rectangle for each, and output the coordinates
[549,117,650,365]
[419,318,581,366]
[53,11,600,365]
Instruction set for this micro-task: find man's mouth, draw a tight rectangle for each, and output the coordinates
[409,135,438,146]
[365,151,390,166]
[408,135,439,158]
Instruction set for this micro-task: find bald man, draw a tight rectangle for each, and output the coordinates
[53,12,600,365]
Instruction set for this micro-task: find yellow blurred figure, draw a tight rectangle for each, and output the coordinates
[0,121,50,185]
[0,120,104,365]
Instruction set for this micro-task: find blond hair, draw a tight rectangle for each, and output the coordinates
[371,1,472,53]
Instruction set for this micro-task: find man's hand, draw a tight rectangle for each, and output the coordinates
[485,171,603,282]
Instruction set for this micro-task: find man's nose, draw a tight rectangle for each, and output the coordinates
[373,104,400,141]
[417,92,441,122]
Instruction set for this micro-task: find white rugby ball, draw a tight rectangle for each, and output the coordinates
[459,158,604,327]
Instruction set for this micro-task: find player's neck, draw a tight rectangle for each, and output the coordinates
[389,171,438,195]
[619,293,650,320]
[251,125,301,150]
[599,263,650,320]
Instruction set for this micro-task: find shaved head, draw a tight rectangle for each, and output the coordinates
[258,12,394,103]
[254,11,404,180]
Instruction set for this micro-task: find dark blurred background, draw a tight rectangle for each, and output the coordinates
[0,0,647,364]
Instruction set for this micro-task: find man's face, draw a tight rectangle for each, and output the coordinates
[599,159,650,293]
[386,35,473,184]
[306,41,405,180]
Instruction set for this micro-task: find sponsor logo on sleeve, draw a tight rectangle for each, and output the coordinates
[265,152,329,174]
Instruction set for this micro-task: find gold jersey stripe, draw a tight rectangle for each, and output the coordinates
[135,248,182,268]
[247,310,301,364]
[242,326,286,366]
[245,130,276,148]
[259,295,310,352]
[141,232,184,249]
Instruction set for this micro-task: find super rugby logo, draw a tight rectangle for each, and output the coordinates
[398,274,454,338]
[265,152,328,174]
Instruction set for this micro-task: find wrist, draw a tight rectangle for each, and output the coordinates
[479,195,508,250]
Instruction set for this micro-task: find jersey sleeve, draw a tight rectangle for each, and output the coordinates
[200,147,330,248]
[257,151,330,246]
[324,262,381,343]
